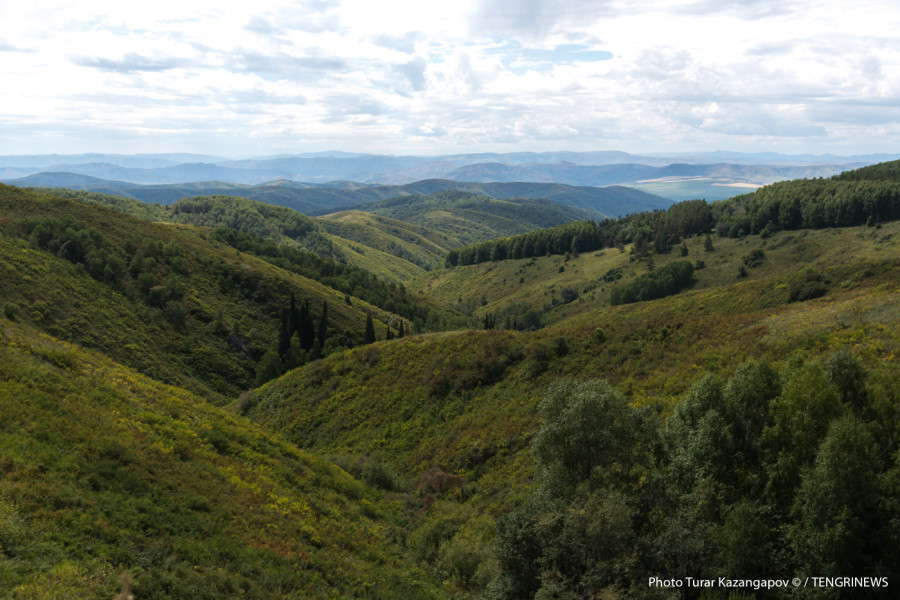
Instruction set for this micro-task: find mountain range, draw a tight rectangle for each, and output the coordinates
[3,150,898,203]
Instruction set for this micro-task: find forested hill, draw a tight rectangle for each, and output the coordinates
[354,191,600,245]
[446,159,900,267]
[833,158,900,182]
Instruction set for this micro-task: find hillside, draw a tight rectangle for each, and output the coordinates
[3,159,900,599]
[0,185,406,399]
[317,210,458,280]
[0,319,442,598]
[354,191,601,245]
[248,220,900,597]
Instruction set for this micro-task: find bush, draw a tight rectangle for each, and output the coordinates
[788,270,827,302]
[3,302,20,321]
[743,249,765,268]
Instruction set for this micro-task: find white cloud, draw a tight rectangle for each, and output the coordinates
[1,0,899,155]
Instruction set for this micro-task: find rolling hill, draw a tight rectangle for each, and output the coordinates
[8,175,672,217]
[2,159,900,598]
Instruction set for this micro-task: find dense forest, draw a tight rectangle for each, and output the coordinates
[445,161,900,267]
[492,354,899,599]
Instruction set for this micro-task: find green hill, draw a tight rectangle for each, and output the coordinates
[0,319,441,598]
[357,190,602,245]
[4,159,900,599]
[317,210,459,280]
[0,185,406,399]
[247,219,900,597]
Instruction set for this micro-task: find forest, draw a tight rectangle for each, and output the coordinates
[445,162,900,268]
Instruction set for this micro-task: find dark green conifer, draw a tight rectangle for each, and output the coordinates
[317,301,328,345]
[299,299,315,350]
[365,313,376,344]
[277,307,291,358]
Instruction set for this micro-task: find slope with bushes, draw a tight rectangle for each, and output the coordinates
[247,217,900,597]
[0,319,442,599]
[0,185,399,399]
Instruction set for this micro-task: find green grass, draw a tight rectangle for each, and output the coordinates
[0,319,444,599]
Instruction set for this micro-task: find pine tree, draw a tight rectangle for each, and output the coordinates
[386,327,394,340]
[365,313,376,344]
[277,307,291,358]
[398,321,404,338]
[288,293,301,336]
[317,301,328,346]
[299,299,315,350]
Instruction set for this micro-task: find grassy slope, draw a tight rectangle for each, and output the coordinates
[246,222,900,594]
[0,319,441,599]
[358,193,600,246]
[0,185,394,399]
[317,210,457,281]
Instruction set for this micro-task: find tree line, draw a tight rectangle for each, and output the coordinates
[446,159,900,267]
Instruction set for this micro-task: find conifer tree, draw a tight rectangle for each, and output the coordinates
[288,293,301,336]
[365,313,376,344]
[386,327,394,340]
[277,307,291,358]
[299,299,315,350]
[398,321,404,338]
[317,301,328,346]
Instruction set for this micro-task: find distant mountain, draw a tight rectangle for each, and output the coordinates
[0,152,225,169]
[4,151,895,190]
[4,174,671,217]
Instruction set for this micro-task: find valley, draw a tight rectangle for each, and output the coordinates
[2,160,899,598]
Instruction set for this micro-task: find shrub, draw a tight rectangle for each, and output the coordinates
[3,302,19,321]
[788,270,827,302]
[743,249,765,268]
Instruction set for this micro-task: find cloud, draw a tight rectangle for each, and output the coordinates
[471,0,620,41]
[392,59,427,93]
[72,52,189,73]
[677,0,804,19]
[229,50,348,78]
[3,0,899,156]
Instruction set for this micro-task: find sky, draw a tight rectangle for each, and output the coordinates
[1,0,899,157]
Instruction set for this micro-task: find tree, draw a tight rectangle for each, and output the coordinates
[364,313,376,344]
[317,300,329,346]
[789,415,885,578]
[298,299,315,350]
[255,350,283,387]
[534,379,647,495]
